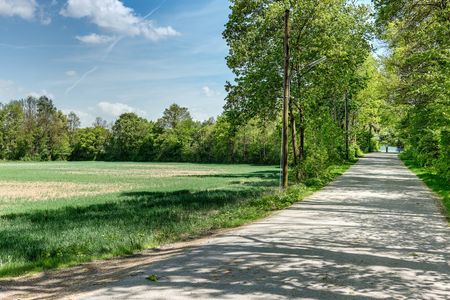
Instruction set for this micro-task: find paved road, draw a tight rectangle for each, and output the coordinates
[76,153,450,299]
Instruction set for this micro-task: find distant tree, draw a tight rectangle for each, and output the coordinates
[0,101,24,159]
[67,111,81,148]
[110,113,152,161]
[71,126,110,160]
[31,97,70,160]
[93,117,108,129]
[68,112,81,132]
[157,103,192,129]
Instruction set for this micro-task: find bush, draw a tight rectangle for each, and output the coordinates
[436,130,450,181]
[294,146,329,181]
[416,130,440,167]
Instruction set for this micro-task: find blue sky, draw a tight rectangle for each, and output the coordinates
[0,0,232,126]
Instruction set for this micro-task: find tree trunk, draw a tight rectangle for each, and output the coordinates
[298,106,305,161]
[289,103,299,166]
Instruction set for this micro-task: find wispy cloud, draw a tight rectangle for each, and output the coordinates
[61,0,179,41]
[76,33,116,45]
[65,66,98,95]
[65,70,77,77]
[37,4,51,25]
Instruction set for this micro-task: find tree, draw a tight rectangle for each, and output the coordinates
[71,126,110,160]
[0,101,24,159]
[67,111,81,148]
[157,103,192,130]
[92,117,109,129]
[110,113,152,161]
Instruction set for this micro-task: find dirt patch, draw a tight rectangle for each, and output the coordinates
[60,168,220,178]
[0,181,130,201]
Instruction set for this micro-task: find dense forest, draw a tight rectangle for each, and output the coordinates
[0,0,448,183]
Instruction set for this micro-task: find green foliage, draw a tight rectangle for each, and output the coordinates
[0,97,70,161]
[436,130,450,181]
[146,274,158,282]
[156,103,192,130]
[375,0,449,178]
[109,113,153,161]
[223,0,373,182]
[71,126,110,160]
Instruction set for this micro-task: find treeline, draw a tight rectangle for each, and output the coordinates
[374,0,449,180]
[0,98,281,164]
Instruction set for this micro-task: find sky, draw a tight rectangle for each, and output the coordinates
[0,0,233,126]
[0,0,379,127]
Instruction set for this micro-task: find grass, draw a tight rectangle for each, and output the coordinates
[0,161,353,277]
[401,159,450,220]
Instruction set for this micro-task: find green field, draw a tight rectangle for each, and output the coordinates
[0,161,352,277]
[0,161,281,276]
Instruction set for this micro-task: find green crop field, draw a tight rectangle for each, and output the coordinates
[0,161,280,277]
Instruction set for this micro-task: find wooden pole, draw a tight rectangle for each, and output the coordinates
[281,9,290,189]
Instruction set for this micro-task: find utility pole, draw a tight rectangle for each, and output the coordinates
[345,93,349,160]
[281,9,290,189]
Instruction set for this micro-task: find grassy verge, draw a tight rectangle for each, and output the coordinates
[402,159,450,219]
[0,161,354,278]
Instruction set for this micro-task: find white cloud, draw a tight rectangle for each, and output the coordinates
[0,0,36,20]
[65,70,77,77]
[76,33,116,44]
[202,86,220,97]
[61,0,179,41]
[97,101,145,117]
[28,89,54,99]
